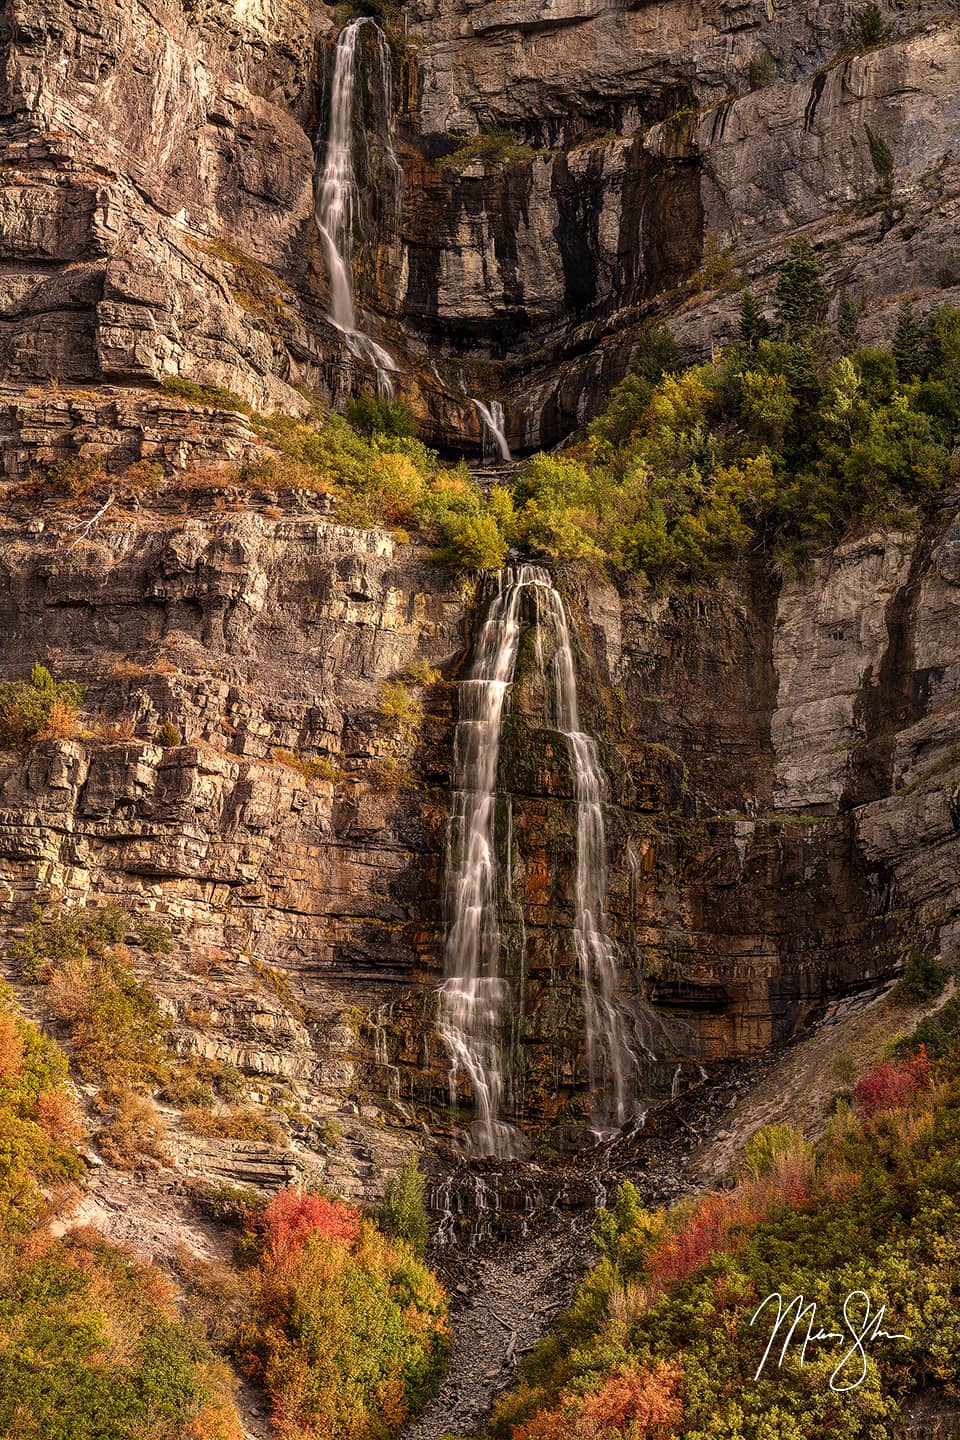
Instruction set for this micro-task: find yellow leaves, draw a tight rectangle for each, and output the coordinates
[642,367,717,437]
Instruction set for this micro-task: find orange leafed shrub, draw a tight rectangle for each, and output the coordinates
[852,1045,932,1117]
[259,1186,360,1260]
[35,1088,84,1145]
[0,1015,24,1083]
[37,697,82,741]
[515,1362,683,1440]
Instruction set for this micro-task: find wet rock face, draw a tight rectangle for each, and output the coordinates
[2,499,955,1154]
[4,0,960,448]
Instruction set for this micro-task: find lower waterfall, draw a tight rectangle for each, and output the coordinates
[439,564,648,1155]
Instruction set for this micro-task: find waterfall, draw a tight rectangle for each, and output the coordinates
[474,399,512,463]
[315,19,399,395]
[440,564,646,1156]
[533,583,644,1132]
[439,565,540,1158]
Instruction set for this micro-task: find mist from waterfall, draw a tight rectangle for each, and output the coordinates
[315,18,399,395]
[440,564,649,1156]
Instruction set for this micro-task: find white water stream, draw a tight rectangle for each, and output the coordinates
[474,398,512,463]
[440,564,646,1155]
[315,19,399,395]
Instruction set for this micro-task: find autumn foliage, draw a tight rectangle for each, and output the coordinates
[259,1186,360,1258]
[851,1044,932,1116]
[514,1363,683,1439]
[239,1186,448,1440]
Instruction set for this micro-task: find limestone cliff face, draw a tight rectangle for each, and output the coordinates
[2,0,959,452]
[1,491,957,1162]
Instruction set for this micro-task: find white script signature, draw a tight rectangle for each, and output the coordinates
[750,1291,909,1392]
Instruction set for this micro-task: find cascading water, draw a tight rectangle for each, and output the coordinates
[474,399,512,463]
[315,19,399,395]
[438,565,543,1158]
[440,564,651,1156]
[533,583,649,1133]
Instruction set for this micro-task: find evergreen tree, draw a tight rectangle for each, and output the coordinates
[892,300,923,380]
[738,288,769,348]
[837,291,859,352]
[774,238,827,341]
[855,1,889,48]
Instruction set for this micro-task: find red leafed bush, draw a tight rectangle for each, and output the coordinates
[514,1362,683,1439]
[852,1046,932,1117]
[646,1190,764,1290]
[259,1186,360,1259]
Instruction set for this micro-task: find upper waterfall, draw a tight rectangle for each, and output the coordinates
[315,18,400,395]
[474,399,512,463]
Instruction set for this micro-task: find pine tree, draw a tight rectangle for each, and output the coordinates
[837,291,859,352]
[892,300,923,380]
[738,288,769,348]
[855,2,889,48]
[774,238,827,341]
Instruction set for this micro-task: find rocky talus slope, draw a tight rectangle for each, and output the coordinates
[2,0,960,447]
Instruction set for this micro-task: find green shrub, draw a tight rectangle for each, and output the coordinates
[739,1122,814,1180]
[445,126,538,169]
[272,747,343,783]
[895,947,949,1002]
[383,1154,430,1255]
[403,659,443,687]
[378,681,424,738]
[161,374,251,413]
[157,720,181,748]
[0,665,86,749]
[345,391,417,439]
[865,123,894,179]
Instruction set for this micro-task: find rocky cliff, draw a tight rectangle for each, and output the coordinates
[3,0,959,451]
[1,476,957,1171]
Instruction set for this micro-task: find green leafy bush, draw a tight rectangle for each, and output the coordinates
[157,720,182,747]
[345,391,417,438]
[895,947,949,1002]
[378,681,424,738]
[445,126,539,169]
[0,664,86,749]
[0,1230,242,1440]
[382,1154,430,1255]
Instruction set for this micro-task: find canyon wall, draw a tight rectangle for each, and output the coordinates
[1,476,957,1164]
